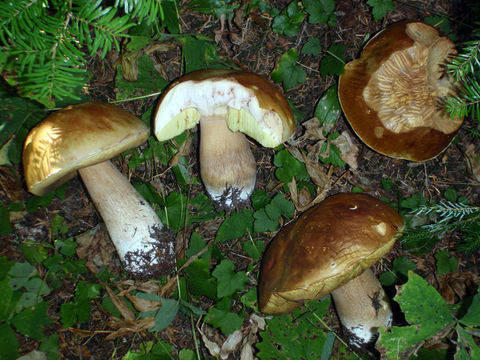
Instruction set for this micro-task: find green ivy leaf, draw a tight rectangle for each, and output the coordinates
[319,44,345,76]
[216,209,254,242]
[377,272,456,359]
[301,37,322,55]
[459,292,480,327]
[185,259,217,300]
[314,85,340,129]
[266,193,295,220]
[435,250,458,274]
[303,0,336,25]
[242,239,266,261]
[271,49,307,90]
[256,298,332,359]
[0,323,19,360]
[205,297,244,335]
[253,209,279,233]
[367,0,394,21]
[212,259,249,298]
[11,301,52,340]
[0,207,13,236]
[456,325,480,359]
[272,2,305,37]
[273,149,309,183]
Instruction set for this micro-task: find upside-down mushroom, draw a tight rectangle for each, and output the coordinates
[338,21,463,161]
[23,102,175,276]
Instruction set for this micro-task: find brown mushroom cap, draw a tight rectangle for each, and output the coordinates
[23,102,150,196]
[338,21,463,161]
[154,69,295,148]
[258,193,404,315]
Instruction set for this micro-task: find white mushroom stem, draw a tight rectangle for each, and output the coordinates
[331,268,392,348]
[78,161,175,275]
[199,115,256,210]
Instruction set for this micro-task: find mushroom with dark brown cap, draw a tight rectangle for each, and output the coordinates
[22,102,175,276]
[154,69,295,210]
[338,21,463,161]
[258,193,404,349]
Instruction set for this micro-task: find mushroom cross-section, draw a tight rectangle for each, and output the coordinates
[258,193,404,348]
[23,102,175,276]
[338,21,463,161]
[154,69,295,210]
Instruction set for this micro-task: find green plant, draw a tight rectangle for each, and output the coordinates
[377,271,480,359]
[445,25,480,120]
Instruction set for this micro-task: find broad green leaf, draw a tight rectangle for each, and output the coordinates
[0,207,13,236]
[455,325,480,360]
[205,297,244,335]
[273,149,309,183]
[256,298,332,360]
[216,209,254,242]
[162,191,188,233]
[162,0,180,34]
[0,323,19,360]
[0,278,15,321]
[9,262,36,291]
[186,232,212,260]
[272,2,305,37]
[302,37,322,55]
[319,142,346,167]
[39,334,59,360]
[459,292,480,327]
[240,288,258,309]
[435,250,458,274]
[303,0,336,25]
[319,44,345,76]
[212,259,249,298]
[179,349,196,360]
[379,256,417,286]
[242,239,265,261]
[271,49,306,90]
[185,259,217,300]
[377,272,456,359]
[266,193,295,220]
[251,190,271,211]
[444,187,457,202]
[0,257,15,281]
[11,301,52,340]
[314,85,340,130]
[141,297,179,332]
[190,0,239,19]
[367,0,394,21]
[253,209,279,233]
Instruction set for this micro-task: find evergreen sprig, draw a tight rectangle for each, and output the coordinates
[445,24,480,121]
[0,0,165,107]
[405,201,480,252]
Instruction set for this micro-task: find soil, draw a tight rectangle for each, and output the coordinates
[1,0,480,359]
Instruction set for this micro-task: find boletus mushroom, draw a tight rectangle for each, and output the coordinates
[154,69,295,210]
[338,21,463,161]
[258,193,404,349]
[23,102,175,276]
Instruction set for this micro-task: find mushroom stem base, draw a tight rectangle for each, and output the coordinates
[331,268,392,348]
[78,161,175,276]
[199,116,256,210]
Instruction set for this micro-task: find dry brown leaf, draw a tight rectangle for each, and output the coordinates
[220,330,243,359]
[75,224,116,274]
[105,285,136,321]
[465,143,480,182]
[331,131,360,170]
[125,293,161,313]
[169,134,192,167]
[105,317,155,340]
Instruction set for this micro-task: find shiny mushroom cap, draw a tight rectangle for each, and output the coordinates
[23,102,150,196]
[338,21,463,161]
[154,69,295,148]
[258,193,404,315]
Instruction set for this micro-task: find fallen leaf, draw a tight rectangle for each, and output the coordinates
[331,131,360,170]
[105,285,136,321]
[75,224,116,274]
[465,143,480,181]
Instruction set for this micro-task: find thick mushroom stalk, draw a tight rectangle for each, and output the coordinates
[22,102,176,277]
[331,268,392,348]
[78,161,175,276]
[200,115,256,209]
[154,70,295,211]
[258,193,404,350]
